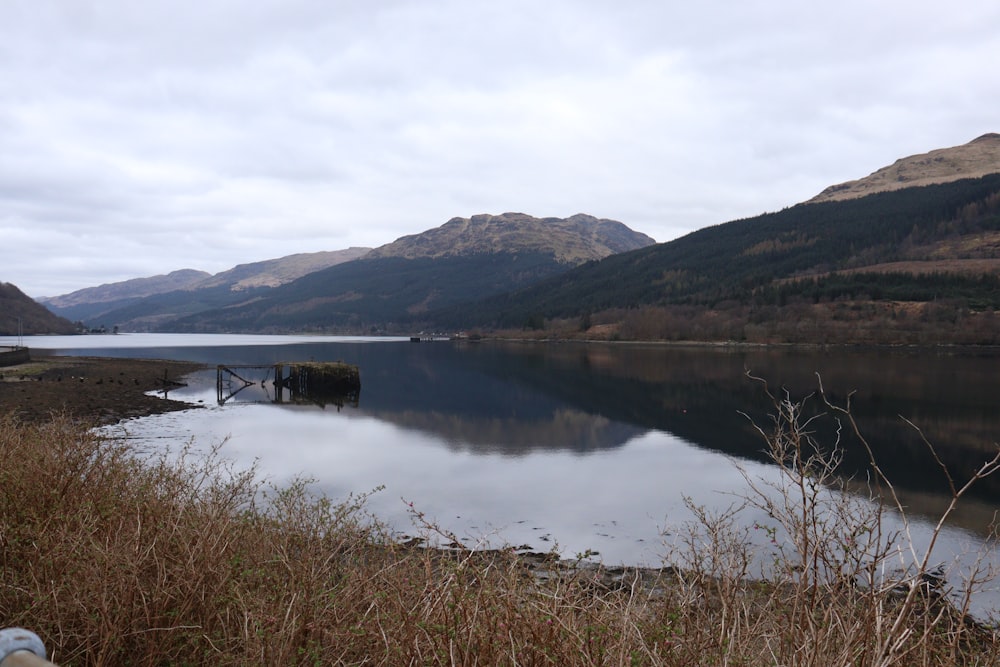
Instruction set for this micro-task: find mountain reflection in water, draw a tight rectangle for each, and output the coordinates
[19,335,1000,583]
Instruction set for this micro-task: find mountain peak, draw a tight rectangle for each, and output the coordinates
[971,132,1000,143]
[367,213,655,264]
[808,134,1000,204]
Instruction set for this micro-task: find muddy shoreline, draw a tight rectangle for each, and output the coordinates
[0,353,204,425]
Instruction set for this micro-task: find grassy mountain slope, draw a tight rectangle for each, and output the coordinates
[1,282,77,335]
[810,133,1000,203]
[40,269,211,308]
[187,248,371,291]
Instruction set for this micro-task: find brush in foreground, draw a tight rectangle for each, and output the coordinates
[0,401,997,665]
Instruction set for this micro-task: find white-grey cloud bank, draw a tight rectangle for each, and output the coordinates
[2,1,998,297]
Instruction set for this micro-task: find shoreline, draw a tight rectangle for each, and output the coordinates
[476,333,1000,353]
[0,353,205,425]
[5,335,1000,425]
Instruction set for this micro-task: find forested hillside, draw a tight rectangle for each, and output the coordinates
[438,174,1000,344]
[169,252,579,333]
[1,282,76,335]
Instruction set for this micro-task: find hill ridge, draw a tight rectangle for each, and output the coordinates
[47,212,653,333]
[1,282,76,335]
[808,132,1000,204]
[367,212,654,263]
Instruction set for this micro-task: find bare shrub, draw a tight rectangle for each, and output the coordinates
[661,374,1000,666]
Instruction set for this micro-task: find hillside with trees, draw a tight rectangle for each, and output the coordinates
[0,282,76,335]
[437,173,1000,345]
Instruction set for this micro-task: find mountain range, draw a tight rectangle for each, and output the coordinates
[9,133,1000,343]
[36,248,371,329]
[457,134,1000,344]
[35,213,653,334]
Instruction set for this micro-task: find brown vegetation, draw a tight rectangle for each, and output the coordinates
[1,380,998,665]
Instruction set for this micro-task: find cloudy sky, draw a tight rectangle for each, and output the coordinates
[2,1,998,297]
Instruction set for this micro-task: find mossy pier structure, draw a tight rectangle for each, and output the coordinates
[273,361,360,398]
[216,361,360,407]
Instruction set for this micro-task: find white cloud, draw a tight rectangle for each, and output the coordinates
[2,0,999,296]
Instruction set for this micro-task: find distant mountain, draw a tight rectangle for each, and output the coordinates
[190,248,372,291]
[1,282,76,335]
[39,269,211,308]
[809,133,1000,203]
[166,213,655,333]
[440,135,1000,344]
[44,248,371,329]
[368,213,655,262]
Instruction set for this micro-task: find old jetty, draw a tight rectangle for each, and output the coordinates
[217,361,361,407]
[274,361,360,396]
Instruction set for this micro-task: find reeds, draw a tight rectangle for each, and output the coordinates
[1,399,997,666]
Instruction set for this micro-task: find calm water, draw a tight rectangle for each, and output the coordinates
[6,334,1000,616]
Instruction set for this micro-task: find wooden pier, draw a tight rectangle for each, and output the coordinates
[216,361,360,408]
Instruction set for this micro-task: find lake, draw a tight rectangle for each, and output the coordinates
[6,333,999,616]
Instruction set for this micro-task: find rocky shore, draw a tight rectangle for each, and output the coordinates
[0,353,204,425]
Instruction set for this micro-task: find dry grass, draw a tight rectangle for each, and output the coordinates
[1,405,998,666]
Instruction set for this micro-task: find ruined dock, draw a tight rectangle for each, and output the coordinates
[216,361,360,408]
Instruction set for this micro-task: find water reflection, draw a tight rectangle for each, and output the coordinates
[451,341,1000,534]
[13,334,1000,611]
[21,335,1000,521]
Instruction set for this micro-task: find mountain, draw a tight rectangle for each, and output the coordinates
[188,248,372,291]
[440,135,1000,344]
[39,269,212,324]
[1,282,77,335]
[165,213,655,333]
[39,269,211,308]
[809,133,1000,203]
[37,135,999,343]
[44,248,371,329]
[368,213,655,262]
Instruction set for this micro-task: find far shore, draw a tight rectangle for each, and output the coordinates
[4,334,1000,426]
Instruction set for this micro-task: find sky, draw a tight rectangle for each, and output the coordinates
[2,1,999,298]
